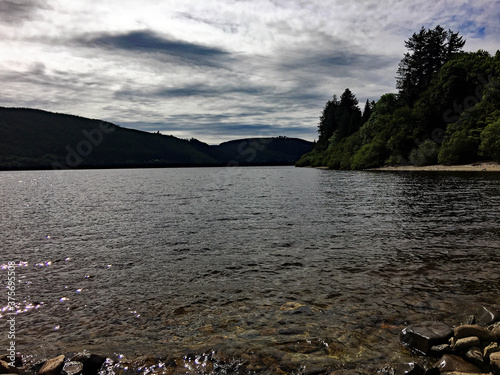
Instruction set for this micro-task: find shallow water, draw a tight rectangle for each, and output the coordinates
[1,167,500,373]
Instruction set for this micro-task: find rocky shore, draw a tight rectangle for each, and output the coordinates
[397,305,500,375]
[3,305,500,375]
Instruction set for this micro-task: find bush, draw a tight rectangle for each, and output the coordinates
[409,139,439,166]
[351,139,387,170]
[480,119,500,161]
[438,130,478,165]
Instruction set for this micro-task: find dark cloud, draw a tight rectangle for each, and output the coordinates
[114,82,268,100]
[281,49,398,77]
[79,30,232,67]
[0,0,49,23]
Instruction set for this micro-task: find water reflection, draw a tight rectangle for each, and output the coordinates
[0,167,499,373]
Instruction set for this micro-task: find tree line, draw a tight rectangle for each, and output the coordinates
[297,25,500,169]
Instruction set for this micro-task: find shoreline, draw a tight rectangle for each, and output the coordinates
[368,161,500,172]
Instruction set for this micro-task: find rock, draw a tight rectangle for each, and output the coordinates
[490,352,500,373]
[0,360,16,374]
[477,306,500,326]
[435,354,482,373]
[400,321,454,355]
[388,362,426,375]
[278,327,305,335]
[454,337,481,350]
[69,354,105,375]
[62,361,83,375]
[454,325,497,343]
[492,324,500,340]
[283,305,314,316]
[465,347,484,367]
[0,356,22,368]
[430,344,453,355]
[484,343,500,359]
[38,355,65,375]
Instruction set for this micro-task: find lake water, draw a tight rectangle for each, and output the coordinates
[1,166,500,374]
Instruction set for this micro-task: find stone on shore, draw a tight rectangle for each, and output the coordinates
[38,355,65,375]
[454,337,481,350]
[0,360,17,374]
[465,347,484,367]
[400,321,454,355]
[490,352,500,374]
[484,343,500,359]
[435,354,482,373]
[70,354,106,375]
[492,324,500,340]
[62,361,83,375]
[454,325,497,343]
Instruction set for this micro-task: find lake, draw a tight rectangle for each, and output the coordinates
[1,166,500,374]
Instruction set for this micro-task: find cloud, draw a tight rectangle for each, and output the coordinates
[0,0,499,144]
[0,0,49,24]
[79,30,233,68]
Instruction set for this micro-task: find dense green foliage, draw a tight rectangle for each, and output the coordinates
[297,26,500,169]
[0,107,312,170]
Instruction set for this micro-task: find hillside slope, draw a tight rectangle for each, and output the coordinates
[0,107,312,170]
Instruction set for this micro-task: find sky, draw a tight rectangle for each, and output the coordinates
[1,0,499,144]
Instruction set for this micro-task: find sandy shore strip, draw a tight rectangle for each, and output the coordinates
[369,161,500,172]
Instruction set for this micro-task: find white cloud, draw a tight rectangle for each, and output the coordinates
[0,0,498,143]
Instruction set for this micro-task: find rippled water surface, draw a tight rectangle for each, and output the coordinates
[1,167,500,373]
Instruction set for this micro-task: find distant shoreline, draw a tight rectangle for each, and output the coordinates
[369,161,500,172]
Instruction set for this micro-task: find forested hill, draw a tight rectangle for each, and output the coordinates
[0,107,312,170]
[297,26,500,169]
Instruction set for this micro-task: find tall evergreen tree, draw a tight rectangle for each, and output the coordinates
[396,25,465,105]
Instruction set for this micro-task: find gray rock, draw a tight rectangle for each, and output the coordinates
[435,354,482,373]
[454,336,481,350]
[400,321,454,355]
[38,355,65,375]
[454,325,497,343]
[477,306,500,326]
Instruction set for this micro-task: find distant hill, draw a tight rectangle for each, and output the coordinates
[0,107,312,170]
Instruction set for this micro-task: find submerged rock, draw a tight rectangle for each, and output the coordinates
[400,321,453,355]
[477,306,500,327]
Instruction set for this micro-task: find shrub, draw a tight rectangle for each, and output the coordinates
[409,139,439,166]
[480,119,500,161]
[438,130,478,165]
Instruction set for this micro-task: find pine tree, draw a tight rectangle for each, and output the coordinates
[396,25,465,105]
